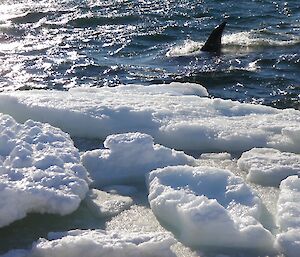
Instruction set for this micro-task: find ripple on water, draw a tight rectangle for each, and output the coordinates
[0,0,299,109]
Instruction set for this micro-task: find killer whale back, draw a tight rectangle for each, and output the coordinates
[201,21,227,53]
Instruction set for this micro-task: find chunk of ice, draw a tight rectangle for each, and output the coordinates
[148,165,274,250]
[2,229,176,257]
[238,148,300,186]
[81,132,195,186]
[0,114,89,227]
[275,176,300,257]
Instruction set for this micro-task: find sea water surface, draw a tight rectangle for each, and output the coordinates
[0,0,299,108]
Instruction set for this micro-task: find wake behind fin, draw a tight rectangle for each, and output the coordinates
[201,21,227,53]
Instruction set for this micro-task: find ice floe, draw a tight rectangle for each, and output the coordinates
[84,189,133,218]
[276,228,300,257]
[1,82,300,256]
[0,114,89,228]
[148,165,275,251]
[81,132,195,186]
[0,83,299,153]
[276,176,300,231]
[3,229,176,257]
[238,148,300,187]
[275,176,300,257]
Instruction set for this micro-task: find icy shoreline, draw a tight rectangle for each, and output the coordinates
[1,82,300,257]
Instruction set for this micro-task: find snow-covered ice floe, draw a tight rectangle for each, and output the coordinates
[1,82,300,256]
[0,114,89,228]
[148,165,275,251]
[0,82,299,153]
[81,132,195,186]
[238,148,300,187]
[275,176,300,257]
[3,229,176,257]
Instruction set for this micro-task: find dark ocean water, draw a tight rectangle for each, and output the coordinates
[0,0,299,109]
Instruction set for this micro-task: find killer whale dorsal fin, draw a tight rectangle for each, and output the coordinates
[201,21,227,53]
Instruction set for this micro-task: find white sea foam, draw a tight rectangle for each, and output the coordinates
[166,31,300,58]
[223,31,300,48]
[0,83,299,154]
[0,114,89,228]
[166,40,202,57]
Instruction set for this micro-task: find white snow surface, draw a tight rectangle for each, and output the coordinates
[276,176,300,231]
[84,189,133,218]
[0,113,89,228]
[81,132,195,186]
[276,228,300,257]
[275,176,300,257]
[238,148,300,187]
[148,165,275,250]
[0,83,299,153]
[3,229,176,257]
